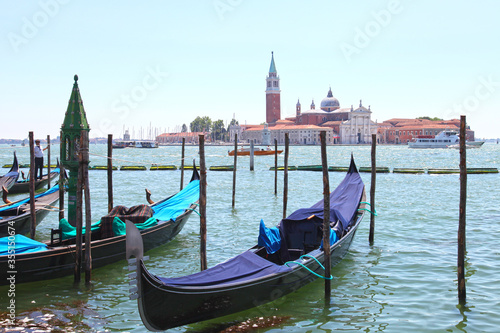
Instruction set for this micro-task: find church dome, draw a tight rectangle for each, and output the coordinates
[320,87,340,112]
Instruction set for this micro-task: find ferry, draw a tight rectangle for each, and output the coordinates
[408,130,459,148]
[408,130,484,149]
[112,140,158,149]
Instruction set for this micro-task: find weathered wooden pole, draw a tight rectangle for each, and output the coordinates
[81,131,92,284]
[28,132,36,239]
[283,133,289,219]
[199,135,207,271]
[47,135,51,189]
[107,134,113,212]
[250,140,255,171]
[320,131,331,300]
[458,115,467,303]
[274,138,278,196]
[180,138,185,190]
[74,137,84,283]
[58,162,65,222]
[232,133,238,208]
[369,133,377,244]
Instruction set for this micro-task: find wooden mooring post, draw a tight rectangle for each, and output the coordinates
[232,134,237,208]
[458,115,467,303]
[320,131,331,300]
[180,138,185,190]
[369,133,377,244]
[274,139,278,196]
[59,163,65,222]
[28,132,36,239]
[81,131,92,284]
[283,133,289,219]
[199,135,207,271]
[74,137,84,283]
[250,140,255,171]
[107,134,113,212]
[47,135,51,189]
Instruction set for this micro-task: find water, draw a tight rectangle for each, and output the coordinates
[0,143,499,332]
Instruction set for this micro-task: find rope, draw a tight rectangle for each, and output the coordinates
[186,208,201,217]
[359,202,378,216]
[358,208,378,216]
[285,254,333,280]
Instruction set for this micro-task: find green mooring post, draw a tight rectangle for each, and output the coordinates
[60,74,90,227]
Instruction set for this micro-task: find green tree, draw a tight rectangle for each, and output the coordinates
[190,116,212,133]
[181,124,187,132]
[417,116,443,121]
[212,119,225,141]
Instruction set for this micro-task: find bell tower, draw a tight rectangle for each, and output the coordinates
[266,52,281,124]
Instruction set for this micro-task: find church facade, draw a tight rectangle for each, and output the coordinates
[240,53,378,144]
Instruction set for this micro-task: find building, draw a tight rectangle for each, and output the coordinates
[376,118,475,144]
[266,52,281,124]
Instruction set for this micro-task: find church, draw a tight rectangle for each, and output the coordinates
[236,53,378,145]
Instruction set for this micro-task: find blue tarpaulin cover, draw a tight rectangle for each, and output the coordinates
[282,158,364,236]
[258,219,281,254]
[152,180,200,221]
[159,250,292,287]
[0,184,60,213]
[0,234,47,255]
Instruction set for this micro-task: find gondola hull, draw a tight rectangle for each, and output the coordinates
[0,189,60,237]
[137,213,361,330]
[0,203,196,285]
[8,171,59,194]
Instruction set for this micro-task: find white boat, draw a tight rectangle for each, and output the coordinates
[408,130,459,148]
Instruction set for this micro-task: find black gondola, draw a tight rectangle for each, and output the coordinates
[8,162,61,194]
[0,183,60,237]
[126,157,366,331]
[0,167,200,285]
[0,152,20,195]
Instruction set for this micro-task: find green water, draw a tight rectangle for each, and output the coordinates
[0,143,499,332]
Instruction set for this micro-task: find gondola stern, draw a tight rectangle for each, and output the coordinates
[348,153,358,174]
[190,159,200,181]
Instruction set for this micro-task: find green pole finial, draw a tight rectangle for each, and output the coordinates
[74,74,78,82]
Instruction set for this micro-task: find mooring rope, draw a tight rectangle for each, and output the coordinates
[285,254,333,280]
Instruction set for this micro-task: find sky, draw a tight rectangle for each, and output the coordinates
[1,0,499,140]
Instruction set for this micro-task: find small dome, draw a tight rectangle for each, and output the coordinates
[320,88,340,112]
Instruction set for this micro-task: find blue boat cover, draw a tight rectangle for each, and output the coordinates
[159,250,291,287]
[282,158,364,236]
[0,184,60,213]
[0,234,48,255]
[258,219,281,254]
[320,228,340,249]
[152,179,200,221]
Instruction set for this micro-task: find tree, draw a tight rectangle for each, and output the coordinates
[212,119,225,141]
[190,116,212,133]
[181,124,187,132]
[417,116,443,121]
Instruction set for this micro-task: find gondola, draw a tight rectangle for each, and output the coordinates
[0,166,200,285]
[126,157,366,331]
[8,162,61,194]
[0,183,60,237]
[0,152,20,195]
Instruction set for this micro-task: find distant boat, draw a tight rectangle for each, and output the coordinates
[408,130,459,148]
[113,140,158,149]
[228,147,282,156]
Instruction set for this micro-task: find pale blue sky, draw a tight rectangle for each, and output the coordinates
[1,0,499,139]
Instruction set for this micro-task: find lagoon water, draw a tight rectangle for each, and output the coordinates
[1,143,499,332]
